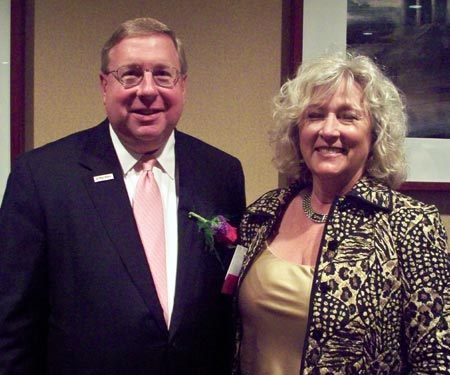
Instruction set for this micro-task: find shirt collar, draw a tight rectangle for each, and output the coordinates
[109,124,175,180]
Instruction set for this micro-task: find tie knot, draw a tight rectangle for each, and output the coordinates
[138,156,157,172]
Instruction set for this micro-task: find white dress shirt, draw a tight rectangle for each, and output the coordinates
[109,125,178,326]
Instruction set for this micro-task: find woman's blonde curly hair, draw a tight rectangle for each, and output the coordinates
[271,52,408,189]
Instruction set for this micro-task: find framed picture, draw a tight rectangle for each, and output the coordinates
[287,0,450,191]
[348,0,450,190]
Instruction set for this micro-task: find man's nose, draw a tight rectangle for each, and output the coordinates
[137,71,158,96]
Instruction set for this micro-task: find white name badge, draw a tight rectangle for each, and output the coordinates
[93,173,114,183]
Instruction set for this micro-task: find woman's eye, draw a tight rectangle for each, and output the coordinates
[339,112,360,122]
[306,112,325,120]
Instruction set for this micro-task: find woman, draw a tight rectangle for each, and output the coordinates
[234,53,450,375]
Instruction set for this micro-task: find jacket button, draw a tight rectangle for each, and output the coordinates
[328,239,338,250]
[311,329,323,341]
[319,282,330,293]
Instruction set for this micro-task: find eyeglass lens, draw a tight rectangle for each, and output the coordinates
[116,65,178,88]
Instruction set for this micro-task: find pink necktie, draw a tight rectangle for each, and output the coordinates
[133,157,168,325]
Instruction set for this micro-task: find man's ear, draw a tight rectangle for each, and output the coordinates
[181,74,188,103]
[99,73,108,102]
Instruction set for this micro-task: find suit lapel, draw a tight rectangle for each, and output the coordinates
[169,131,206,335]
[79,121,167,330]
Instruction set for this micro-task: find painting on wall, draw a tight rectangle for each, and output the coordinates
[347,0,450,139]
[347,0,450,188]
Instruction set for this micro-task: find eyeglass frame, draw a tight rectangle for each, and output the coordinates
[105,64,183,89]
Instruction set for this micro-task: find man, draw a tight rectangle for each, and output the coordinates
[0,17,246,375]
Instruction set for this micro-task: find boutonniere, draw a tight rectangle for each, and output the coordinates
[188,212,237,250]
[189,211,246,294]
[188,211,238,268]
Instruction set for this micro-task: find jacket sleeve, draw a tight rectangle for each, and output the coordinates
[399,204,450,374]
[0,156,48,375]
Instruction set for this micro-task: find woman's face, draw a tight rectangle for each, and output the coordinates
[299,80,372,191]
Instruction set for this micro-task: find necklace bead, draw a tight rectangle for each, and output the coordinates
[302,191,328,223]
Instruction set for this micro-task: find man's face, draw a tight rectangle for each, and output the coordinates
[100,34,187,153]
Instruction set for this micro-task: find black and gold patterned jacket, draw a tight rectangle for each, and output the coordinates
[234,176,450,375]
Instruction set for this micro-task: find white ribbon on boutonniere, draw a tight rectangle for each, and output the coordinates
[221,244,246,295]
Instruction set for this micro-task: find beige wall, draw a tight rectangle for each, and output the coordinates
[27,0,450,232]
[29,0,282,204]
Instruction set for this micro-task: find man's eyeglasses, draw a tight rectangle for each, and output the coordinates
[106,64,182,89]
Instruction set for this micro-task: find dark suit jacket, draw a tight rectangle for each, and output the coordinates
[0,119,246,375]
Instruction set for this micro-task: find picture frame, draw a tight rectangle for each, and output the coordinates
[11,0,26,162]
[286,0,450,191]
[1,0,11,199]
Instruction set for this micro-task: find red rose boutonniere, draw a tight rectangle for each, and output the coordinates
[188,212,237,251]
[189,211,243,292]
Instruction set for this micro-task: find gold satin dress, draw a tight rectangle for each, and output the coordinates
[238,246,314,375]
